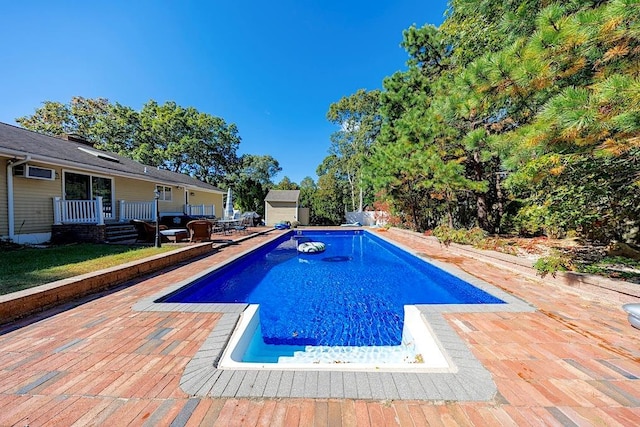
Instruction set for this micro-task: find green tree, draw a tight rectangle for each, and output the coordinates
[17,97,241,185]
[299,176,320,224]
[326,89,381,211]
[134,100,241,183]
[91,102,139,155]
[324,0,640,242]
[16,96,109,138]
[314,155,349,224]
[225,154,281,215]
[274,176,299,190]
[498,0,640,240]
[369,23,478,231]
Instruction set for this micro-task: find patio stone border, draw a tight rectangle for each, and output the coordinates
[391,228,640,302]
[0,230,273,325]
[134,230,535,401]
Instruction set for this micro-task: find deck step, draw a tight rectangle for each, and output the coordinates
[105,223,138,242]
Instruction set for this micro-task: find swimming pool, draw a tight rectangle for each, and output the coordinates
[158,230,504,347]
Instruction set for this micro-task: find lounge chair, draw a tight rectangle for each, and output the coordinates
[186,220,213,242]
[131,219,168,243]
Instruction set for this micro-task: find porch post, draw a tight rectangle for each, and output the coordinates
[53,197,62,225]
[119,200,125,222]
[95,197,104,225]
[154,189,161,248]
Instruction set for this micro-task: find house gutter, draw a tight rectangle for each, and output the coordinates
[6,154,31,241]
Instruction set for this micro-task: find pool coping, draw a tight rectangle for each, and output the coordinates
[133,229,535,401]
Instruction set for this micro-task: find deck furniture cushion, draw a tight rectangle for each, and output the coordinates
[159,228,189,242]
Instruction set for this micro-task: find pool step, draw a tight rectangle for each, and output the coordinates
[277,343,419,365]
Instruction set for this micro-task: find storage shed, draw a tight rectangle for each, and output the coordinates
[264,190,307,226]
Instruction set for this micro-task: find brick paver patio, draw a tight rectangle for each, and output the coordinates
[0,228,638,426]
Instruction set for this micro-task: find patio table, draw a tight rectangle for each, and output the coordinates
[216,219,240,235]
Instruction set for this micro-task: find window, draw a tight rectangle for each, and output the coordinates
[65,172,91,200]
[156,185,172,201]
[64,171,114,218]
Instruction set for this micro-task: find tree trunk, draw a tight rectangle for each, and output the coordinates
[495,172,504,234]
[445,190,454,228]
[347,172,356,211]
[472,150,490,231]
[477,193,489,230]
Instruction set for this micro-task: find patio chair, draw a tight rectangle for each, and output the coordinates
[211,221,224,234]
[234,215,252,234]
[131,219,168,243]
[186,220,213,242]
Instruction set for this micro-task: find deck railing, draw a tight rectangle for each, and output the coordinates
[53,199,216,224]
[118,200,156,222]
[185,204,216,217]
[53,197,105,225]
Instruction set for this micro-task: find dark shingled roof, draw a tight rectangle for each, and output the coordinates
[0,122,223,193]
[264,189,300,202]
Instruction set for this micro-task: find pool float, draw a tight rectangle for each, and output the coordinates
[298,241,326,253]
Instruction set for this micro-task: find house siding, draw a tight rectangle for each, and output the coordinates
[266,201,298,225]
[13,162,62,234]
[158,185,187,213]
[0,160,8,236]
[113,176,157,219]
[113,178,195,217]
[188,191,223,217]
[113,176,152,203]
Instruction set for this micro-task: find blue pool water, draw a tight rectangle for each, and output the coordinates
[159,230,504,346]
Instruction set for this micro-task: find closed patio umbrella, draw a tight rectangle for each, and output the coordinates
[225,187,234,219]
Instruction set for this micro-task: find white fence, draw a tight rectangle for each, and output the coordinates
[53,199,218,224]
[185,204,216,217]
[345,211,387,226]
[118,200,156,222]
[53,197,105,225]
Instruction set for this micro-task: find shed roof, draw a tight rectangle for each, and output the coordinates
[0,122,224,193]
[264,189,300,203]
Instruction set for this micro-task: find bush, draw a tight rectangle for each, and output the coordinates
[533,250,571,278]
[433,225,486,247]
[475,237,519,255]
[512,205,547,236]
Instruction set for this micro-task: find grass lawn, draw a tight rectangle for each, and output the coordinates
[0,243,178,295]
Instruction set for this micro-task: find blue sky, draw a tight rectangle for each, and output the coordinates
[0,1,448,184]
